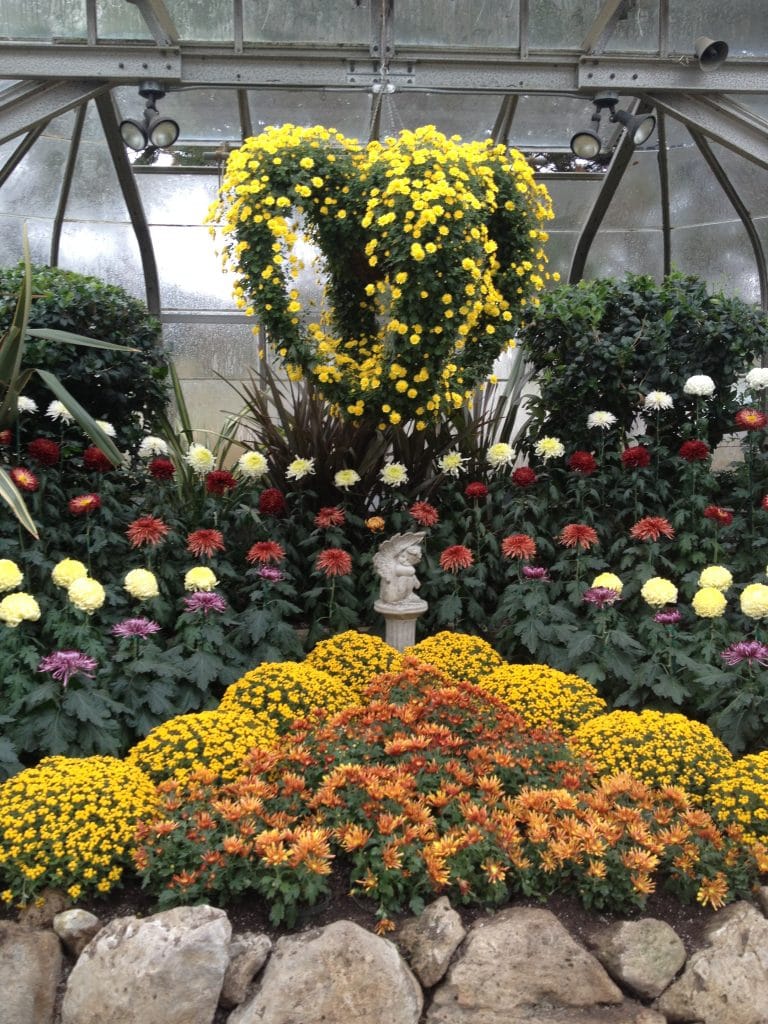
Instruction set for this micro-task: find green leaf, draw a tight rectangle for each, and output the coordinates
[0,466,38,537]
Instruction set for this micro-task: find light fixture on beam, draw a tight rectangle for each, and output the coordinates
[119,80,179,152]
[570,91,656,158]
[694,36,729,71]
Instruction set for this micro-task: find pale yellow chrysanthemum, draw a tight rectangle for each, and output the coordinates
[0,559,23,593]
[184,566,218,592]
[124,569,160,601]
[68,578,106,614]
[52,558,88,589]
[0,591,40,627]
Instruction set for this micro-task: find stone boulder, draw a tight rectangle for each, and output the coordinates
[0,922,61,1024]
[53,909,102,958]
[219,931,272,1008]
[228,919,423,1024]
[587,917,686,999]
[61,904,231,1024]
[397,897,466,987]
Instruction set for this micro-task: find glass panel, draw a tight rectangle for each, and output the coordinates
[582,229,664,282]
[165,0,233,41]
[150,225,239,309]
[671,221,759,304]
[709,143,768,219]
[174,378,250,437]
[0,0,86,39]
[380,92,500,142]
[510,95,597,149]
[665,142,734,227]
[0,135,70,219]
[529,0,601,50]
[603,151,662,229]
[395,0,519,48]
[668,0,768,57]
[57,222,145,298]
[248,89,372,140]
[539,230,579,284]
[136,173,220,225]
[96,0,152,40]
[244,0,370,45]
[0,216,53,266]
[163,320,260,381]
[545,178,602,231]
[67,131,130,220]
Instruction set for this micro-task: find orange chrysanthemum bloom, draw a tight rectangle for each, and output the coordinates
[501,533,537,560]
[314,506,346,528]
[365,516,385,532]
[186,528,225,558]
[557,524,598,550]
[316,548,353,576]
[630,516,675,542]
[246,540,286,564]
[439,544,474,572]
[126,515,169,548]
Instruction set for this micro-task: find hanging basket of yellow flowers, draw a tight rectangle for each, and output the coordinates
[208,123,554,428]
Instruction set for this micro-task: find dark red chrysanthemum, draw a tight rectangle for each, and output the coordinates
[314,506,346,529]
[511,467,538,488]
[735,408,768,431]
[68,493,101,516]
[27,438,60,466]
[501,533,537,560]
[316,548,353,577]
[703,505,733,526]
[620,445,651,470]
[10,466,39,492]
[678,439,710,462]
[186,529,225,558]
[258,488,287,517]
[568,451,598,475]
[205,469,237,495]
[409,501,439,527]
[126,515,169,548]
[630,516,675,542]
[246,540,286,565]
[148,457,176,480]
[557,524,599,550]
[0,429,12,446]
[83,445,114,473]
[464,482,488,500]
[439,545,474,572]
[522,566,549,581]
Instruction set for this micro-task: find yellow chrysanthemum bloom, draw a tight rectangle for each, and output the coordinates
[305,631,400,694]
[741,583,768,619]
[640,576,678,608]
[708,751,768,846]
[591,572,623,595]
[221,661,359,731]
[68,578,106,614]
[0,591,41,627]
[692,586,727,619]
[184,566,218,592]
[51,558,88,589]
[124,568,160,601]
[0,559,23,593]
[478,664,606,735]
[698,565,733,593]
[403,632,503,685]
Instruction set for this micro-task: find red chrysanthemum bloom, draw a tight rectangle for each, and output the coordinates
[703,505,734,526]
[511,467,538,487]
[464,482,488,500]
[557,524,599,550]
[126,515,169,548]
[678,439,710,462]
[0,429,12,446]
[735,408,768,431]
[186,528,225,558]
[620,445,651,469]
[258,488,287,517]
[148,457,176,480]
[83,445,114,472]
[27,438,60,466]
[409,501,439,527]
[439,545,475,572]
[501,533,537,560]
[246,540,286,565]
[10,466,39,492]
[314,506,346,529]
[205,469,237,495]
[68,493,101,516]
[568,451,598,475]
[629,516,675,541]
[316,547,353,577]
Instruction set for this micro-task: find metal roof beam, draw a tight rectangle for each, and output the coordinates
[0,80,107,145]
[125,0,179,47]
[578,55,768,92]
[646,92,768,170]
[580,0,633,54]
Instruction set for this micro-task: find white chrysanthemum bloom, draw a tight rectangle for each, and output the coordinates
[286,456,315,481]
[137,435,169,458]
[185,443,215,475]
[486,442,515,470]
[586,411,617,429]
[46,399,74,423]
[95,419,116,438]
[17,396,37,414]
[334,468,360,490]
[534,436,565,461]
[237,450,269,479]
[124,568,160,601]
[683,375,715,397]
[698,565,733,593]
[437,451,467,477]
[380,461,408,487]
[745,367,768,392]
[643,391,674,411]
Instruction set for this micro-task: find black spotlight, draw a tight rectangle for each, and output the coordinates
[570,91,656,158]
[119,81,179,151]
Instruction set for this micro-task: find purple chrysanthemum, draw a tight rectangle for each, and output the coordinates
[38,650,98,687]
[183,591,228,615]
[583,586,621,608]
[522,566,549,581]
[721,640,768,667]
[111,617,161,639]
[258,565,285,582]
[653,608,683,625]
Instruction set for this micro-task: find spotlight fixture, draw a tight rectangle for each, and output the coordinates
[694,36,729,71]
[570,91,656,158]
[119,80,179,151]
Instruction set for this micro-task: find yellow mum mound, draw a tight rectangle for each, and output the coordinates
[126,707,277,784]
[403,632,503,685]
[305,630,399,694]
[478,664,606,735]
[707,751,768,846]
[220,660,359,730]
[570,709,733,800]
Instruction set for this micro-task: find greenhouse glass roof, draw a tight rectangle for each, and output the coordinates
[1,0,767,406]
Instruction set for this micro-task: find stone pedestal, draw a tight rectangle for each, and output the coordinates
[374,599,427,652]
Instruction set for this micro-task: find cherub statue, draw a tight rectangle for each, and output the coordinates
[373,531,427,611]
